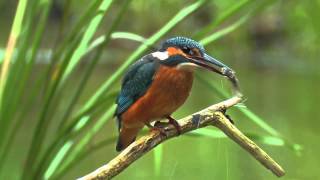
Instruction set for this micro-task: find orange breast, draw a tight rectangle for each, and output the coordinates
[121,66,193,128]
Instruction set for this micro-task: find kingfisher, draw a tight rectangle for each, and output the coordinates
[114,36,240,151]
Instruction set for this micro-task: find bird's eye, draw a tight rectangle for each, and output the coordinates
[182,47,194,56]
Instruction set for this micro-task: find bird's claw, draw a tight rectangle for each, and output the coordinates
[150,127,167,137]
[145,122,167,137]
[166,116,182,135]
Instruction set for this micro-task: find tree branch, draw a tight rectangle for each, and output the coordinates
[78,96,285,180]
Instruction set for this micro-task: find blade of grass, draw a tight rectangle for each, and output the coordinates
[0,0,28,176]
[35,1,131,178]
[3,0,40,117]
[85,35,105,54]
[38,0,106,133]
[54,0,73,48]
[51,137,116,180]
[46,101,116,180]
[52,104,117,179]
[199,13,249,46]
[35,1,114,149]
[60,0,113,84]
[50,0,102,63]
[0,0,52,174]
[154,144,163,177]
[111,31,157,50]
[23,0,115,176]
[0,0,39,125]
[44,141,74,180]
[43,0,101,95]
[189,128,301,153]
[193,0,252,39]
[193,0,277,40]
[0,49,4,61]
[0,0,36,158]
[34,91,119,179]
[22,34,83,179]
[58,0,130,133]
[0,0,27,84]
[1,71,47,169]
[0,0,28,143]
[111,31,148,44]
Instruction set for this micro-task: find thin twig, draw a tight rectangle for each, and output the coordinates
[78,96,285,179]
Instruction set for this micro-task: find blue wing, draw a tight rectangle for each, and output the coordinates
[115,55,159,129]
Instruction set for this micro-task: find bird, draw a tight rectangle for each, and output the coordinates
[114,36,240,151]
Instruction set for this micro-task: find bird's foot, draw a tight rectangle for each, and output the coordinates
[166,115,182,135]
[145,123,167,137]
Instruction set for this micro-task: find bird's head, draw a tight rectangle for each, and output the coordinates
[152,36,241,95]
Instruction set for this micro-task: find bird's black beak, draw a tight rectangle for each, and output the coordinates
[189,53,242,97]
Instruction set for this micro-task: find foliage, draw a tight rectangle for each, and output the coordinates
[1,0,313,179]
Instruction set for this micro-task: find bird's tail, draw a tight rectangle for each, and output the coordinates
[116,126,141,152]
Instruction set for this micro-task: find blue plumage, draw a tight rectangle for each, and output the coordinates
[161,36,205,55]
[115,55,159,130]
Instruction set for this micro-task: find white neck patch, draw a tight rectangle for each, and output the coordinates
[177,62,199,72]
[151,51,169,60]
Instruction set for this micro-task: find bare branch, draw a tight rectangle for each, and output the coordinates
[78,96,285,180]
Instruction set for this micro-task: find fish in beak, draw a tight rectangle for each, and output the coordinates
[189,53,242,97]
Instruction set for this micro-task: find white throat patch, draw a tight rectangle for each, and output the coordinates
[151,51,169,60]
[177,62,200,71]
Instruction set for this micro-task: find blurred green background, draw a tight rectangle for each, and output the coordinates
[0,0,319,179]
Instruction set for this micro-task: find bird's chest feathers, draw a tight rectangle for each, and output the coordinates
[155,66,193,94]
[148,66,193,111]
[121,66,193,126]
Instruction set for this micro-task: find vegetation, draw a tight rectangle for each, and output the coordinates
[0,0,318,179]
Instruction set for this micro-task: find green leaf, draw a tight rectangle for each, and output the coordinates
[0,0,52,173]
[0,0,29,174]
[193,0,252,39]
[44,141,74,180]
[200,14,249,46]
[61,0,114,83]
[189,128,301,153]
[111,32,147,44]
[0,0,28,139]
[52,104,117,178]
[153,144,163,176]
[23,1,115,178]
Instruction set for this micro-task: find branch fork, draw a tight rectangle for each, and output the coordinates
[78,96,285,180]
